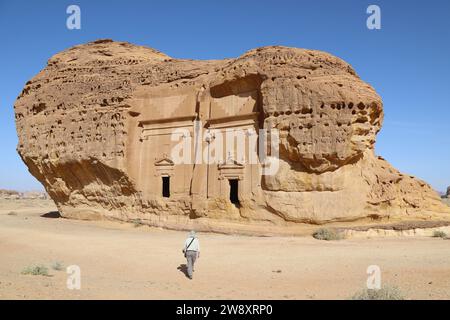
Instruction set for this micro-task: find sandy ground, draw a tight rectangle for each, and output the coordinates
[1,199,450,300]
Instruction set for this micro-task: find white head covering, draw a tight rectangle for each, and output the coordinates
[189,230,196,238]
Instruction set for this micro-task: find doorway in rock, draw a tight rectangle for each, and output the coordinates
[162,176,170,198]
[229,179,239,206]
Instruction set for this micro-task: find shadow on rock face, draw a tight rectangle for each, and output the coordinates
[177,264,188,278]
[41,211,61,218]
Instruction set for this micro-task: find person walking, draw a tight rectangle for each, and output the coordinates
[183,230,200,279]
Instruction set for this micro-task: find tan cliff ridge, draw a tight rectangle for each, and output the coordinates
[14,39,450,235]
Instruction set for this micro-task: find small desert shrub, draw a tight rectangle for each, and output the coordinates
[22,265,49,276]
[432,230,447,238]
[351,285,405,300]
[312,228,343,241]
[51,261,64,271]
[132,219,143,227]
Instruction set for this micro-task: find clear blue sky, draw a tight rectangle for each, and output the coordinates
[0,0,449,192]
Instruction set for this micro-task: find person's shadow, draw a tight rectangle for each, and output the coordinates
[177,264,189,278]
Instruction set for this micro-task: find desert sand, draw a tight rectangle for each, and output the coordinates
[1,199,450,300]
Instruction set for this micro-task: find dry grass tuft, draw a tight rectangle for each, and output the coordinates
[351,285,405,300]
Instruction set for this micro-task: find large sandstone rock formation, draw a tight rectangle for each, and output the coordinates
[14,40,450,234]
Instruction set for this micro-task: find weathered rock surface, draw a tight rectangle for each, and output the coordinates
[14,40,450,234]
[446,186,450,198]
